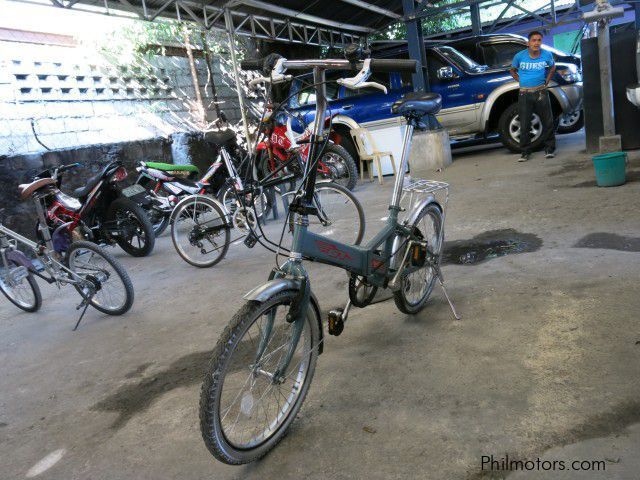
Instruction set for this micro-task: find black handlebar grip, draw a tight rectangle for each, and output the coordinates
[240,59,264,71]
[369,59,417,73]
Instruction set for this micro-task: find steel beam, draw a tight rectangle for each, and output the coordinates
[402,0,428,92]
[231,0,374,33]
[224,8,253,156]
[337,0,401,19]
[470,3,482,35]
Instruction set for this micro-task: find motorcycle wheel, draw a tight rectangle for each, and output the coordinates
[318,143,357,191]
[106,198,156,257]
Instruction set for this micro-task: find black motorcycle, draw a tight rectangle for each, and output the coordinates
[34,161,155,257]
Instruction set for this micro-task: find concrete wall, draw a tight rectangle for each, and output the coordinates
[0,42,243,157]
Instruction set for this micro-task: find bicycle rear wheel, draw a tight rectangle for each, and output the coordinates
[200,290,320,464]
[66,241,134,315]
[282,181,365,247]
[171,195,230,268]
[393,203,443,314]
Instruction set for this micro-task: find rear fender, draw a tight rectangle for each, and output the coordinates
[244,278,324,355]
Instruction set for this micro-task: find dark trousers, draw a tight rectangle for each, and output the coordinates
[518,89,556,155]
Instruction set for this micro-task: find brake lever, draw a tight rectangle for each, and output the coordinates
[249,57,292,89]
[336,58,388,93]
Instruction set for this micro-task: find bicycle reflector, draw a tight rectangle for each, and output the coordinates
[410,242,428,268]
[112,166,128,182]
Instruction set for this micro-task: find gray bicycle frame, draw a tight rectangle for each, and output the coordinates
[245,60,424,381]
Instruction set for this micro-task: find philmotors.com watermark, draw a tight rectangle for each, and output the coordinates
[481,454,606,472]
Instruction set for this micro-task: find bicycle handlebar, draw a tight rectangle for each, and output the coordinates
[241,58,417,73]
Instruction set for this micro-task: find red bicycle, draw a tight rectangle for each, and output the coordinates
[256,104,358,190]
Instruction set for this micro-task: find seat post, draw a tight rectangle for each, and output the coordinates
[390,121,414,210]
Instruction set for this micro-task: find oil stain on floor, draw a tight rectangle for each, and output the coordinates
[574,233,640,252]
[442,229,542,266]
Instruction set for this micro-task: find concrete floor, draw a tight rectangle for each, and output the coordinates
[1,132,639,480]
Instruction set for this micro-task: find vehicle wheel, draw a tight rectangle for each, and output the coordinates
[171,195,230,268]
[557,109,584,134]
[393,203,443,315]
[145,204,170,237]
[200,289,320,465]
[498,103,546,153]
[106,198,156,257]
[317,143,358,191]
[66,240,134,316]
[0,260,42,312]
[281,181,365,247]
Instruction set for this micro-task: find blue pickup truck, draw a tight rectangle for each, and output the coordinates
[287,43,583,155]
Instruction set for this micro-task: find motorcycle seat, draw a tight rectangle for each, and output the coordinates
[73,171,104,199]
[18,178,57,200]
[143,162,200,174]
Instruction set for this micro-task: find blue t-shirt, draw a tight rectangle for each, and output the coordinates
[511,49,554,88]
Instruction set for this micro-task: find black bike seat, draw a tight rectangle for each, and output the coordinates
[392,92,442,117]
[73,171,103,199]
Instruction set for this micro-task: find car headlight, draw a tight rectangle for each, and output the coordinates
[557,64,582,83]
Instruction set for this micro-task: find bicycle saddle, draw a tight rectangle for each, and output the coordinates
[392,92,442,116]
[18,178,57,200]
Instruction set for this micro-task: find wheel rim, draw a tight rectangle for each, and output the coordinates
[282,184,362,247]
[559,111,580,127]
[116,209,147,251]
[173,198,227,266]
[68,247,127,311]
[0,264,36,309]
[217,301,312,449]
[509,113,542,143]
[221,188,267,235]
[402,210,441,307]
[320,152,350,188]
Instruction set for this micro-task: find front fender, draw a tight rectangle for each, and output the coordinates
[244,278,324,355]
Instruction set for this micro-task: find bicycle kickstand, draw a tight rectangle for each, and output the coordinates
[434,264,461,320]
[73,295,92,331]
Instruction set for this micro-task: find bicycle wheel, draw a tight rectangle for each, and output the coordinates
[171,195,230,268]
[393,203,443,314]
[0,260,42,313]
[200,290,320,465]
[282,182,365,247]
[218,186,268,234]
[66,241,134,315]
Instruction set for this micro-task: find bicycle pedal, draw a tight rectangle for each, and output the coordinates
[244,232,258,248]
[328,309,344,336]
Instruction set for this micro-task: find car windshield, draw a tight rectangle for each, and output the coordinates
[436,46,485,71]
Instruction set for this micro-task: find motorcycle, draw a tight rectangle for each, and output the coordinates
[134,128,258,236]
[256,104,358,190]
[34,161,155,257]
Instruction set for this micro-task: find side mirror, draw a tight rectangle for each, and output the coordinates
[437,66,455,81]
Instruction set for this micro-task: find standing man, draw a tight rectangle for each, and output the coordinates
[510,31,557,162]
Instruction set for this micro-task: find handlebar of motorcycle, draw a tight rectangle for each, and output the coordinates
[57,162,81,173]
[240,58,417,73]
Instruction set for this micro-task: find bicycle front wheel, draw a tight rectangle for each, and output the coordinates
[171,195,230,268]
[200,290,320,465]
[282,181,365,247]
[66,241,134,315]
[0,260,42,313]
[393,203,443,314]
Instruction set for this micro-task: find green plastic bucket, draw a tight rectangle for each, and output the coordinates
[592,151,627,187]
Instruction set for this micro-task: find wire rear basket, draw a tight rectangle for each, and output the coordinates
[401,178,450,215]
